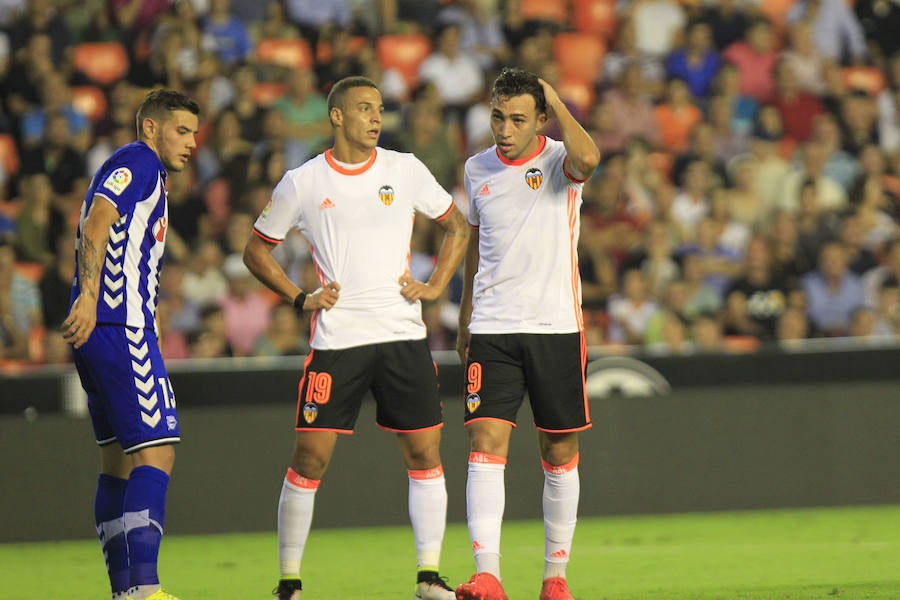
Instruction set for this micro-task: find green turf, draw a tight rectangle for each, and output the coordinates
[4,505,900,599]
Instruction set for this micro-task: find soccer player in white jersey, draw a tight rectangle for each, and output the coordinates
[454,68,601,600]
[62,90,199,600]
[242,75,470,600]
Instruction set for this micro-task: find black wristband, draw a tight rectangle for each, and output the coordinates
[293,291,308,313]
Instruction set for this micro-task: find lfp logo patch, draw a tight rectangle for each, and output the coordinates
[103,167,133,195]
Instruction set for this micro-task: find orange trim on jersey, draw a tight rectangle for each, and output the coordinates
[433,201,455,222]
[408,465,445,480]
[324,148,377,175]
[495,135,547,166]
[563,157,589,184]
[377,421,444,434]
[252,226,282,245]
[468,452,507,465]
[567,187,584,331]
[286,467,321,490]
[541,453,580,475]
[465,416,517,428]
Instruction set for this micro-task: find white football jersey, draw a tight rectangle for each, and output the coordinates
[465,136,585,334]
[254,148,454,350]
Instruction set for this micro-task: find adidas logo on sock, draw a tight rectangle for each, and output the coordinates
[472,540,484,551]
[550,549,569,559]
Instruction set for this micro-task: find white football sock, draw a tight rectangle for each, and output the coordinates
[278,468,320,578]
[542,455,580,581]
[408,466,448,571]
[466,452,506,579]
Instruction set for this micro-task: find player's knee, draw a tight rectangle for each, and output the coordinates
[539,432,579,465]
[291,449,331,479]
[468,424,511,457]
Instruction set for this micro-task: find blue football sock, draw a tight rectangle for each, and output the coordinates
[95,474,130,595]
[123,465,170,588]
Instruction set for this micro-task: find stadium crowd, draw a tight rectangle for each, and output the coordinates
[1,0,900,368]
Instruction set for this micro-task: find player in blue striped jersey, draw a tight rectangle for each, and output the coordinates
[62,89,199,600]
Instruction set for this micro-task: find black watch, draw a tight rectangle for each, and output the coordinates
[293,291,308,313]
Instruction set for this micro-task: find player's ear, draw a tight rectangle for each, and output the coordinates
[329,106,342,127]
[140,116,157,139]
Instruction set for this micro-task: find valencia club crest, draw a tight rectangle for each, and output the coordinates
[525,168,543,190]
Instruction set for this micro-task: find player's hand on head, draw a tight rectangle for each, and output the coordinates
[398,274,441,302]
[538,78,562,115]
[61,295,98,349]
[309,281,341,310]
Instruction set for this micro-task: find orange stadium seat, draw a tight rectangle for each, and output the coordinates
[251,82,287,106]
[70,85,108,123]
[553,32,606,84]
[256,37,313,70]
[520,0,568,25]
[376,34,432,89]
[556,77,595,116]
[72,42,129,86]
[0,133,20,177]
[842,66,887,95]
[571,0,617,40]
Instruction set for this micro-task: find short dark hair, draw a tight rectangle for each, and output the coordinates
[491,67,546,115]
[135,89,199,137]
[326,75,379,116]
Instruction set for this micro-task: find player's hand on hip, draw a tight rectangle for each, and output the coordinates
[398,274,440,302]
[309,282,341,310]
[61,295,98,349]
[456,329,470,365]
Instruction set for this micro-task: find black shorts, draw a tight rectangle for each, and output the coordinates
[463,332,591,433]
[295,339,443,433]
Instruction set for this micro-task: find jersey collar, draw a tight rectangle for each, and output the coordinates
[495,135,546,166]
[325,148,377,175]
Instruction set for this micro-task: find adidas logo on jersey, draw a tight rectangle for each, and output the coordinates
[478,183,491,196]
[320,197,335,209]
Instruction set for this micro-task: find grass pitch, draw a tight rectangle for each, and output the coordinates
[4,505,900,599]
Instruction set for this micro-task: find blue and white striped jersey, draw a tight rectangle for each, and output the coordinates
[70,141,168,331]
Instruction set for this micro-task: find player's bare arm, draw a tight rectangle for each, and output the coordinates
[455,228,480,364]
[400,204,470,302]
[538,78,601,181]
[243,233,340,311]
[62,197,120,349]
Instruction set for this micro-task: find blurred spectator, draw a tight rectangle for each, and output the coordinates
[787,0,867,64]
[581,154,644,266]
[698,0,749,51]
[201,0,253,69]
[677,216,744,294]
[680,252,723,320]
[225,64,266,141]
[157,297,190,360]
[7,0,72,65]
[811,113,860,191]
[158,259,201,335]
[856,0,900,66]
[870,274,900,336]
[645,309,692,355]
[437,0,510,70]
[20,111,88,198]
[863,238,900,307]
[315,28,367,94]
[182,239,227,307]
[625,0,686,60]
[723,236,789,341]
[672,120,730,189]
[691,311,725,353]
[249,107,311,185]
[712,62,757,137]
[195,109,253,198]
[768,210,812,287]
[418,22,484,123]
[250,0,299,41]
[283,0,350,49]
[838,211,879,275]
[709,188,750,256]
[253,302,308,356]
[852,175,897,253]
[777,142,848,216]
[634,221,680,298]
[219,253,271,356]
[601,16,665,98]
[654,77,704,153]
[770,60,825,144]
[602,63,660,148]
[189,304,234,358]
[780,20,827,96]
[14,172,54,266]
[839,90,880,156]
[665,20,720,100]
[724,155,766,229]
[3,32,54,121]
[621,137,661,226]
[722,18,778,103]
[802,240,866,336]
[272,66,331,155]
[73,0,126,44]
[38,229,74,329]
[776,305,811,348]
[20,72,91,151]
[0,242,42,360]
[129,18,198,90]
[110,0,171,35]
[607,268,660,345]
[397,87,460,191]
[671,158,712,240]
